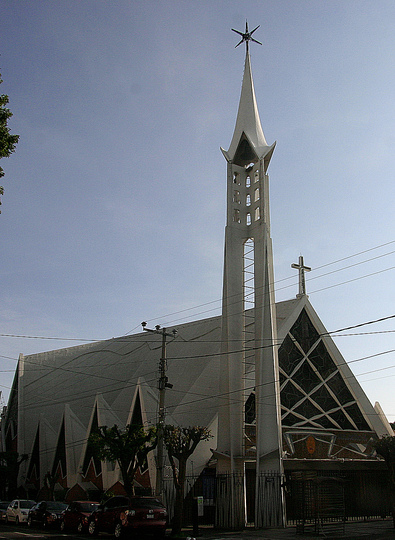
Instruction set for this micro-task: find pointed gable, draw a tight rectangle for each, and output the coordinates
[277,298,391,438]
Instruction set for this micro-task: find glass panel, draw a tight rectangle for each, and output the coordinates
[281,381,304,410]
[293,398,322,419]
[290,309,320,354]
[245,392,255,424]
[326,372,354,405]
[311,384,339,411]
[313,415,339,429]
[309,341,337,380]
[292,360,321,394]
[329,409,355,430]
[344,403,370,430]
[278,334,304,376]
[281,411,303,427]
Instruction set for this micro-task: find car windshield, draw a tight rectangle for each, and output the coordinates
[20,501,36,509]
[46,502,67,511]
[130,498,165,509]
[79,502,99,512]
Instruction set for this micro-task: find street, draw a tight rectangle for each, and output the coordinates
[0,522,88,539]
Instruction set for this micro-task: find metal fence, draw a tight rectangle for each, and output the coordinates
[162,468,392,530]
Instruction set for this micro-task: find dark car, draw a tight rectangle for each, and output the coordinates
[60,501,99,532]
[88,495,167,538]
[0,502,10,522]
[27,501,67,528]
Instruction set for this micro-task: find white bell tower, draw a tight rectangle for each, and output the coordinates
[217,26,283,486]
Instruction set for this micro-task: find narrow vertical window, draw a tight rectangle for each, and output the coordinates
[254,188,260,201]
[255,207,260,221]
[246,194,251,206]
[246,176,251,188]
[233,190,241,204]
[233,209,241,223]
[254,170,259,183]
[246,213,251,226]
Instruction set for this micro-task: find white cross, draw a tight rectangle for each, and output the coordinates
[291,256,311,297]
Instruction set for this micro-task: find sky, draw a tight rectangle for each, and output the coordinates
[0,1,395,421]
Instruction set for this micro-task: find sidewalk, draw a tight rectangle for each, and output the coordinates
[185,518,395,540]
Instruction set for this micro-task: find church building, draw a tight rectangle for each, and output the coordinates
[2,25,392,528]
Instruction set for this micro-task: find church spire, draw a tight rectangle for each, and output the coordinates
[217,24,284,528]
[221,28,275,171]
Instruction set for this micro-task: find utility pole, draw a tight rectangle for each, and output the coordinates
[141,322,176,497]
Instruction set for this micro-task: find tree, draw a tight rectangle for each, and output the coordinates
[374,435,395,486]
[0,451,28,499]
[373,435,395,525]
[0,72,19,210]
[163,425,212,536]
[89,424,157,496]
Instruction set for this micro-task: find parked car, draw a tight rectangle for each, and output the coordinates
[60,501,99,532]
[87,495,167,538]
[0,502,10,522]
[6,499,36,524]
[27,501,67,528]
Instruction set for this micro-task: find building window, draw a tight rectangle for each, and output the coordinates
[233,190,241,204]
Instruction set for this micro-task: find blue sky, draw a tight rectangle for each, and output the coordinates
[1,1,395,420]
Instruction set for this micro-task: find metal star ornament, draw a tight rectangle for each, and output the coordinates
[232,21,262,52]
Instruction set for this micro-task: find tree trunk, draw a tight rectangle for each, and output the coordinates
[120,462,134,496]
[171,459,187,536]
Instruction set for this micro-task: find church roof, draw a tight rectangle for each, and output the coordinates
[11,296,390,463]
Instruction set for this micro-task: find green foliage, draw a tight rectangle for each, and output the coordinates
[373,435,395,485]
[89,424,157,496]
[163,425,211,476]
[0,73,19,210]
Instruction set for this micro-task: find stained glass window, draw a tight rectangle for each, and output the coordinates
[290,309,320,353]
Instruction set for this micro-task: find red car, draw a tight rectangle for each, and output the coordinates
[60,501,99,532]
[87,495,167,538]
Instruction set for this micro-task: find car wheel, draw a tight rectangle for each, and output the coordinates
[114,521,124,538]
[27,516,32,527]
[77,521,83,533]
[88,519,98,536]
[15,516,19,525]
